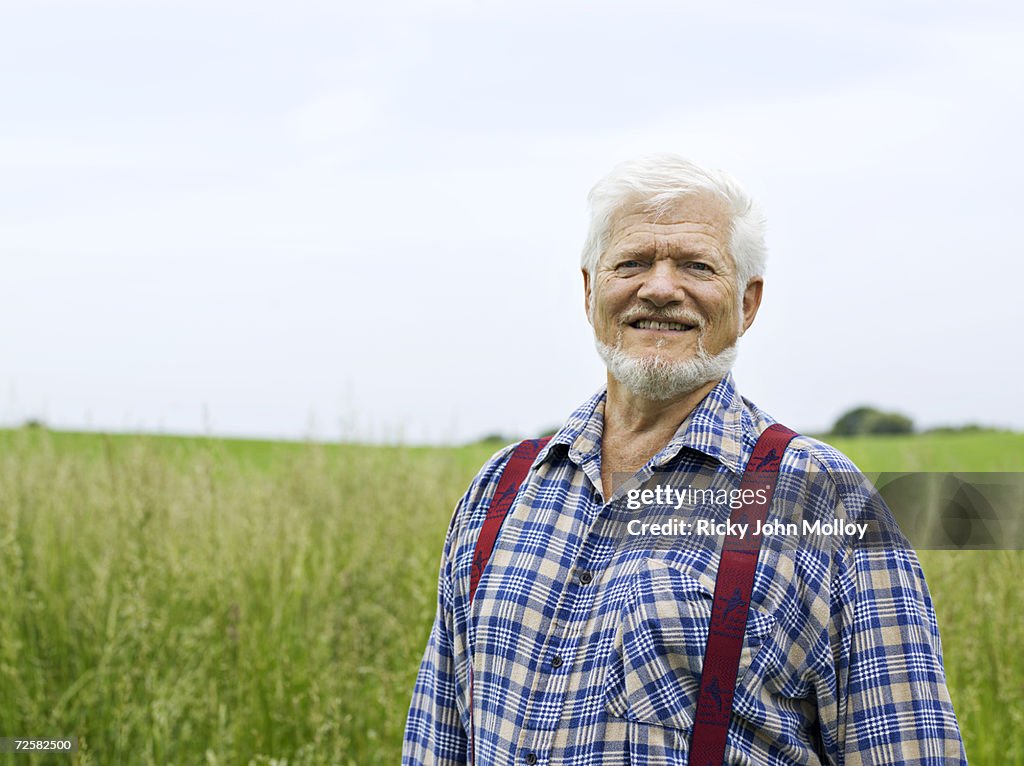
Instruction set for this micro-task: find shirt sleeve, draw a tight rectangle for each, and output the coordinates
[402,498,470,765]
[836,542,967,765]
[402,443,520,765]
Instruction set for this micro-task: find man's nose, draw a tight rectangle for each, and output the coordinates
[637,261,681,306]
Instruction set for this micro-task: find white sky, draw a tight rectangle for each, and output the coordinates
[2,0,1022,443]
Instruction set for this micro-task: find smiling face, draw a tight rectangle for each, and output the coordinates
[584,191,763,396]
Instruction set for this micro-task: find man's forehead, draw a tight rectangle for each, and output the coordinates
[605,192,733,253]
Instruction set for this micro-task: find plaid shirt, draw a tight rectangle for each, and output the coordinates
[403,375,966,765]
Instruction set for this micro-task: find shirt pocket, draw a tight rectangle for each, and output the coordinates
[604,557,777,733]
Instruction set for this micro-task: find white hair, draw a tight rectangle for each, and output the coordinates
[580,154,767,299]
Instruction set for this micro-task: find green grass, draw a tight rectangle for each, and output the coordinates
[0,428,1021,764]
[826,430,1024,472]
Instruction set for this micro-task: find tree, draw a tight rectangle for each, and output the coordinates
[831,406,914,436]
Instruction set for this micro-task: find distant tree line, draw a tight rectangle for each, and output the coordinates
[827,407,996,437]
[469,408,1008,445]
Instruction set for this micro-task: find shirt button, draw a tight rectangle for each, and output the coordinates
[525,754,538,765]
[578,570,593,585]
[551,655,563,668]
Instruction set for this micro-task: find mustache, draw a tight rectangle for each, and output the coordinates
[620,307,705,329]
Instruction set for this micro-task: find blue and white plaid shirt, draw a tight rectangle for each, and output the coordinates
[403,375,966,765]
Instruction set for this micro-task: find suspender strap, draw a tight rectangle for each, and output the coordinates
[469,437,552,604]
[690,423,798,766]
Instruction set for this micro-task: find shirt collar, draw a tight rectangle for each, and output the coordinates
[537,373,753,476]
[658,372,750,476]
[536,385,607,468]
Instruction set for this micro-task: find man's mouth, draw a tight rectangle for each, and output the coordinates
[629,319,697,332]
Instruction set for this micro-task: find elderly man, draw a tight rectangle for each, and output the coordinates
[403,156,965,765]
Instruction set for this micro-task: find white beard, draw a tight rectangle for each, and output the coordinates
[594,333,737,401]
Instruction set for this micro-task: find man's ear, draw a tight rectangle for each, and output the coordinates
[739,277,764,335]
[582,268,592,324]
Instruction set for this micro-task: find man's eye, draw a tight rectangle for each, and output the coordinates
[686,262,712,272]
[617,260,646,270]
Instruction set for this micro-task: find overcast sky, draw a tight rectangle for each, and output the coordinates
[2,1,1022,444]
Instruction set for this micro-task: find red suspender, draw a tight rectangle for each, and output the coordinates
[469,437,552,604]
[690,423,798,766]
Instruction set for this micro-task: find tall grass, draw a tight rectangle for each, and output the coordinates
[0,428,1021,764]
[0,430,467,764]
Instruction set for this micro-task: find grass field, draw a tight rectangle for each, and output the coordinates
[1,427,1021,764]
